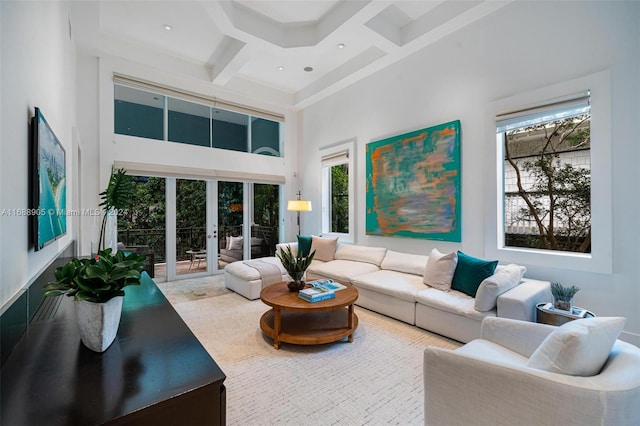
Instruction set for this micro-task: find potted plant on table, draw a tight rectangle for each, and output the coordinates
[550,281,580,313]
[276,245,315,292]
[43,248,146,352]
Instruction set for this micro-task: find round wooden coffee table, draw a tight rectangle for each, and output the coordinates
[259,281,359,349]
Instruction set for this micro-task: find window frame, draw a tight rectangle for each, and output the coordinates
[485,71,611,273]
[320,140,355,243]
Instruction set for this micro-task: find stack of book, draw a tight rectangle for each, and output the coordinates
[298,279,346,303]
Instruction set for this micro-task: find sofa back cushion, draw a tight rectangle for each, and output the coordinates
[423,249,458,291]
[381,250,428,276]
[334,244,387,266]
[451,251,498,297]
[474,264,527,312]
[311,236,339,262]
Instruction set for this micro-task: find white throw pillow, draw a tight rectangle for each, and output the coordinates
[228,236,243,250]
[474,264,526,312]
[423,249,458,291]
[225,236,231,250]
[527,317,626,376]
[311,236,339,262]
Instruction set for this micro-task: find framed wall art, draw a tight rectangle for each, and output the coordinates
[366,120,461,241]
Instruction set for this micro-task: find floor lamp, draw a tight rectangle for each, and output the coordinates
[287,191,312,236]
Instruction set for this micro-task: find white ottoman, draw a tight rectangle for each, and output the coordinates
[224,257,288,300]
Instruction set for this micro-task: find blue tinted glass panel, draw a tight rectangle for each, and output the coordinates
[114,86,164,140]
[251,118,281,157]
[168,98,210,147]
[212,109,247,152]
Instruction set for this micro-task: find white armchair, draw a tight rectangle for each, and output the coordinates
[424,316,640,426]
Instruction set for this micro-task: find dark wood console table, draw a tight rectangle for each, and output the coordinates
[1,273,226,425]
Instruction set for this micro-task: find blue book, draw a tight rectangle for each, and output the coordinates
[298,287,336,303]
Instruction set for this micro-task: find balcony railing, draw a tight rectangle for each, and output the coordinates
[118,225,278,263]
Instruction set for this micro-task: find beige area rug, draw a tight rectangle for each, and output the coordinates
[159,276,462,425]
[156,275,231,304]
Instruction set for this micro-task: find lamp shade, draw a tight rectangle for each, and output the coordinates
[287,200,312,212]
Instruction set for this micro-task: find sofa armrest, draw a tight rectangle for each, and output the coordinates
[480,317,555,358]
[497,278,551,321]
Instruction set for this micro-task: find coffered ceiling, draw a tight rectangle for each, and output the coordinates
[72,1,510,110]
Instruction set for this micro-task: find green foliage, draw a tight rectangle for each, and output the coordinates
[331,164,349,233]
[99,168,135,250]
[43,248,146,303]
[550,281,580,300]
[505,114,591,253]
[253,183,279,227]
[276,246,315,282]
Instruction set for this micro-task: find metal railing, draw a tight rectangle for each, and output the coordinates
[118,225,278,262]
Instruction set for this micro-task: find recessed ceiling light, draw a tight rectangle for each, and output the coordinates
[162,24,172,31]
[304,66,313,72]
[277,66,284,71]
[337,43,345,49]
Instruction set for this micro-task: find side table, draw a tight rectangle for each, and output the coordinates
[536,302,595,326]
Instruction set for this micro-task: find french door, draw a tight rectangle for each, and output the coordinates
[164,179,279,281]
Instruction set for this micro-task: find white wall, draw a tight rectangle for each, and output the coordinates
[0,1,77,310]
[298,2,640,343]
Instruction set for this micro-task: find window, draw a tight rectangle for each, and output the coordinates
[113,76,283,157]
[498,92,591,253]
[321,141,355,242]
[486,71,611,274]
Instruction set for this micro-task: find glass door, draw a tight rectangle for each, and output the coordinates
[252,183,280,258]
[217,181,244,268]
[175,178,207,277]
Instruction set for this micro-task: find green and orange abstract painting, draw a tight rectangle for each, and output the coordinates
[366,120,461,241]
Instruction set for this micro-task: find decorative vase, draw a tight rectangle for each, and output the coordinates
[287,271,306,292]
[553,296,573,313]
[75,296,123,352]
[287,280,306,292]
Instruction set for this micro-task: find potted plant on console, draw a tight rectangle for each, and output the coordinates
[43,167,144,353]
[43,248,146,352]
[276,245,315,292]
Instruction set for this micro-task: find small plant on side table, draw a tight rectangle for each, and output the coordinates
[550,281,580,312]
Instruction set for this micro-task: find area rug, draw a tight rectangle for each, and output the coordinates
[162,276,461,425]
[156,275,231,304]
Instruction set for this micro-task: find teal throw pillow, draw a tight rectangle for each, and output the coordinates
[297,235,313,257]
[451,251,498,297]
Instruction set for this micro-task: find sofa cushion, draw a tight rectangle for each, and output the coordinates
[297,235,313,257]
[415,287,489,322]
[423,249,458,291]
[527,317,626,376]
[451,251,498,297]
[311,236,339,261]
[352,270,425,303]
[474,264,527,312]
[229,235,243,250]
[307,259,379,284]
[381,250,428,276]
[335,244,387,266]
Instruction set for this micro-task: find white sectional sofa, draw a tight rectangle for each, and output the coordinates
[275,241,551,343]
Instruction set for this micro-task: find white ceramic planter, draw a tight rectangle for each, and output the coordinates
[75,296,123,352]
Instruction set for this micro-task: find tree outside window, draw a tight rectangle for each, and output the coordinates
[502,109,591,253]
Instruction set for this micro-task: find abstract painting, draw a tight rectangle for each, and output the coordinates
[366,120,461,241]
